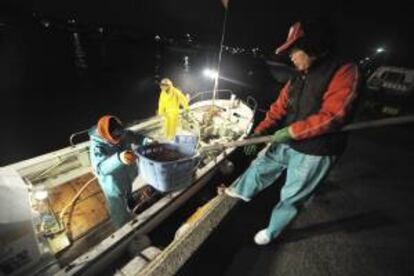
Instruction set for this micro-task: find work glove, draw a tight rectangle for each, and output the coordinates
[120,150,137,165]
[271,127,292,144]
[243,132,262,156]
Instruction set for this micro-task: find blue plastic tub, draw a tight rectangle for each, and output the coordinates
[135,136,199,192]
[173,134,198,155]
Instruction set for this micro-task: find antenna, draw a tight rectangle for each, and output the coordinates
[212,1,230,105]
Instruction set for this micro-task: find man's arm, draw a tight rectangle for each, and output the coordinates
[157,92,165,116]
[92,146,124,176]
[289,63,359,140]
[177,88,189,111]
[125,130,146,146]
[254,82,290,134]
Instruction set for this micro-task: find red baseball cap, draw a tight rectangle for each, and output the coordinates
[275,22,305,55]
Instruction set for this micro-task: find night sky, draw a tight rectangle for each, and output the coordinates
[1,0,413,165]
[3,0,414,61]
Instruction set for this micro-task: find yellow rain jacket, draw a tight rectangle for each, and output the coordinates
[157,87,189,140]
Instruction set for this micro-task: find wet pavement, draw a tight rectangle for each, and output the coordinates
[179,124,414,275]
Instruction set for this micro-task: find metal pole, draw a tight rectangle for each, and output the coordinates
[212,6,229,106]
[201,115,414,153]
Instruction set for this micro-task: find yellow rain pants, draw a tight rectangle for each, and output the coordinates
[158,87,189,140]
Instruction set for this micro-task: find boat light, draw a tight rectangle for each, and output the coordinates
[203,69,219,80]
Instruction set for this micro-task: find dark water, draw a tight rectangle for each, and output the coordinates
[0,21,280,166]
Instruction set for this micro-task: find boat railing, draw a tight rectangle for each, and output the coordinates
[190,89,257,113]
[69,129,90,147]
[190,89,257,135]
[189,89,234,104]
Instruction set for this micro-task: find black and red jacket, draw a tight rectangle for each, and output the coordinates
[255,58,359,156]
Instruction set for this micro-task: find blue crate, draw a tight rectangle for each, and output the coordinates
[135,142,200,192]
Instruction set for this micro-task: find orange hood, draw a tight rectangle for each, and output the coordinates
[97,115,123,145]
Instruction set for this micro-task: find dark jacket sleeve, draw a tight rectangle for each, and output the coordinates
[125,130,146,146]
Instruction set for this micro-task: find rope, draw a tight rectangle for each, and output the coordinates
[58,176,97,236]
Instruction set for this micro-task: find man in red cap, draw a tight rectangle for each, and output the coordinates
[225,20,359,245]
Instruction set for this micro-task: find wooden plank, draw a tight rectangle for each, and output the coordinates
[48,173,109,240]
[67,195,108,239]
[136,194,239,276]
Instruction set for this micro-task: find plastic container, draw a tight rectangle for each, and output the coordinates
[173,134,198,155]
[135,136,199,192]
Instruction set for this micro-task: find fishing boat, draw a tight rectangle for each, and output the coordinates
[0,90,256,276]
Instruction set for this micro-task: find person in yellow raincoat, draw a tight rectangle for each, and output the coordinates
[157,78,189,140]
